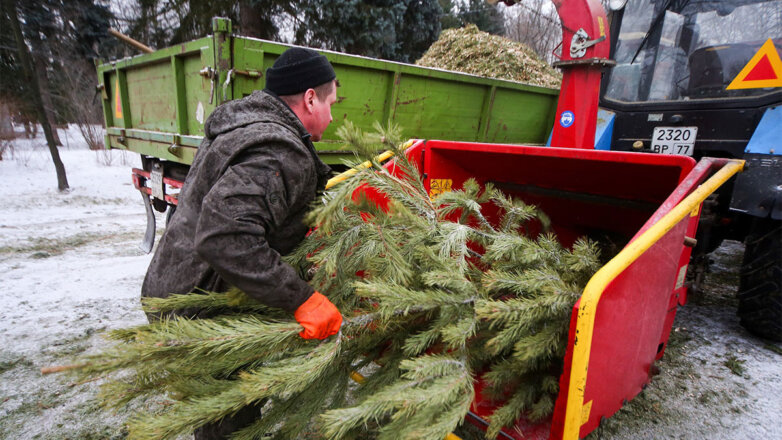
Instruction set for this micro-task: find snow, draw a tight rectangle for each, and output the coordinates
[0,126,780,439]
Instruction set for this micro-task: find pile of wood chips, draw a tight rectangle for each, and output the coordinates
[416,24,562,89]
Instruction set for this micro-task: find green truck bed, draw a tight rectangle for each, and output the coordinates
[97,18,559,166]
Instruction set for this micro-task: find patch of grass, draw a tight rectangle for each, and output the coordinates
[59,425,128,440]
[0,231,138,257]
[763,344,782,356]
[0,353,33,374]
[0,390,66,418]
[697,389,723,405]
[723,354,746,377]
[51,342,91,358]
[54,396,132,440]
[64,195,127,206]
[46,327,103,359]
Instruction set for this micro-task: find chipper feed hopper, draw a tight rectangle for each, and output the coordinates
[367,139,742,439]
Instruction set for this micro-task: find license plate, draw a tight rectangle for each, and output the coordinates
[150,169,165,200]
[651,126,697,156]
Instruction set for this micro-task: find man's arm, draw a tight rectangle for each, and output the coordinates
[193,146,313,312]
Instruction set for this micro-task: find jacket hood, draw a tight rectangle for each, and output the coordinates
[204,90,307,140]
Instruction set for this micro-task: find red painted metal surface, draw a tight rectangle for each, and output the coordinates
[634,159,734,361]
[550,160,735,440]
[550,67,604,150]
[551,218,690,438]
[549,0,612,150]
[131,168,183,205]
[553,0,611,63]
[132,168,184,189]
[420,140,693,248]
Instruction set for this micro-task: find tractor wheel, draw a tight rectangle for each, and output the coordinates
[737,217,782,341]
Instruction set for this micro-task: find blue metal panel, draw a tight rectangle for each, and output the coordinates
[746,106,782,155]
[594,109,615,151]
[544,109,614,149]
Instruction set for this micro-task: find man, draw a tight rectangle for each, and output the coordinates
[141,47,344,438]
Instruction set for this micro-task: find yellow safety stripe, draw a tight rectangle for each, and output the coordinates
[324,140,417,190]
[325,150,395,189]
[561,159,744,439]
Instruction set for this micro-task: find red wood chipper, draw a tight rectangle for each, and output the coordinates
[330,0,744,438]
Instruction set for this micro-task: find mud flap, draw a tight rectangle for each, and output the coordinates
[140,191,156,253]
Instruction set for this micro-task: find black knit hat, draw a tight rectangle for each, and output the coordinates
[265,47,336,96]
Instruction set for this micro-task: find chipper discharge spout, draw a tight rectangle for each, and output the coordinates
[363,140,742,440]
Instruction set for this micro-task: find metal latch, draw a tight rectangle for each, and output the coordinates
[570,28,606,58]
[200,67,217,104]
[222,68,235,102]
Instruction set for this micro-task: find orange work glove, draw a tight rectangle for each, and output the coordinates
[294,291,342,340]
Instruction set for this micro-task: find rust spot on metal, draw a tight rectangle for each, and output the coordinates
[363,103,374,116]
[397,97,426,106]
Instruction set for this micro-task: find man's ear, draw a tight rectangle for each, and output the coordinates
[303,88,317,114]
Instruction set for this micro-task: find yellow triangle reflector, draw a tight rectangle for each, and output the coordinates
[726,39,782,90]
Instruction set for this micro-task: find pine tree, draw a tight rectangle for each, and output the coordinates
[59,121,602,439]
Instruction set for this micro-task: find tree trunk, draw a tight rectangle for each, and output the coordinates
[5,0,69,191]
[239,0,263,38]
[0,102,14,140]
[25,9,63,146]
[34,56,63,146]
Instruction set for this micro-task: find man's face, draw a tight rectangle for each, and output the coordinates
[308,83,337,142]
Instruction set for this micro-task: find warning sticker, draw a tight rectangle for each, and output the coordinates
[675,265,688,290]
[726,39,782,90]
[428,179,452,198]
[114,78,123,119]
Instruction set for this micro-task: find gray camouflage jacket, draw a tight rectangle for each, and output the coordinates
[141,90,332,315]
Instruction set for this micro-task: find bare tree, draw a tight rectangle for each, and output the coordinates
[4,0,69,191]
[502,0,562,63]
[58,53,105,150]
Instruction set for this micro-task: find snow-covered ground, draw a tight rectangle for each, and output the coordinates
[0,126,156,439]
[0,127,779,439]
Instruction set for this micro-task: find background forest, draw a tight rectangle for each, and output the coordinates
[0,0,560,148]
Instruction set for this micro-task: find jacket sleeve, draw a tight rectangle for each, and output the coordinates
[193,144,315,312]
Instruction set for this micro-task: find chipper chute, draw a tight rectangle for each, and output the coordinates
[358,139,742,440]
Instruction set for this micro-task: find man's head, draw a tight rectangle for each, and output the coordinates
[265,48,338,142]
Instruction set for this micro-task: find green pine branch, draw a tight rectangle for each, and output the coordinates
[60,120,610,440]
